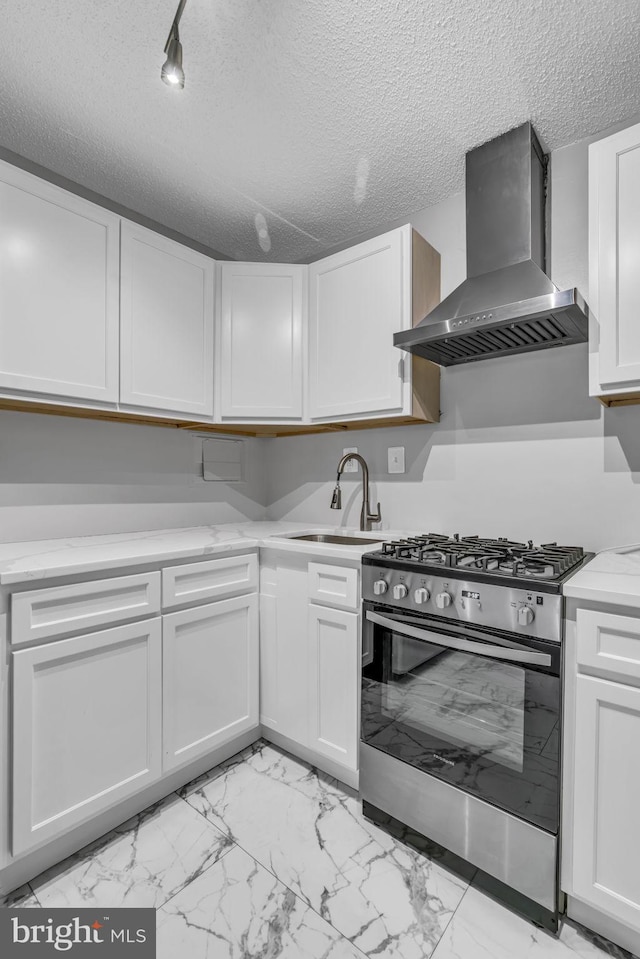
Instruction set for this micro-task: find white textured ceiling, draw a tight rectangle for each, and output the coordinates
[2,0,640,261]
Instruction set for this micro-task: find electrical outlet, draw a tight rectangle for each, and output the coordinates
[388,446,405,474]
[342,447,359,472]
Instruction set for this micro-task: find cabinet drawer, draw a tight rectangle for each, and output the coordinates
[308,562,359,611]
[11,572,161,646]
[576,608,640,682]
[162,553,258,609]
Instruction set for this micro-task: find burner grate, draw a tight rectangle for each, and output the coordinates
[379,534,585,582]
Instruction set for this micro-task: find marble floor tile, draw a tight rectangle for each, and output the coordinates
[157,845,366,959]
[181,742,471,958]
[31,793,233,910]
[559,920,638,959]
[431,886,637,959]
[0,884,40,908]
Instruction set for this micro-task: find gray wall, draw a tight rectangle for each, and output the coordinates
[264,122,640,553]
[0,412,267,542]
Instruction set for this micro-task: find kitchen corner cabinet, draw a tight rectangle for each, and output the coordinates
[162,593,258,771]
[589,121,640,404]
[218,262,306,421]
[309,225,440,424]
[260,552,360,786]
[562,607,640,948]
[0,160,120,404]
[12,618,162,855]
[120,221,214,418]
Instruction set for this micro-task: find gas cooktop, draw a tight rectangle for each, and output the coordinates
[365,533,591,589]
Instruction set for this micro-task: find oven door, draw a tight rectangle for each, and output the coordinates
[361,603,561,833]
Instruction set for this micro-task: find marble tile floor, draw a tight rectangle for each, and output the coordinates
[1,740,637,959]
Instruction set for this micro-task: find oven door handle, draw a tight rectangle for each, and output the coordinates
[365,611,552,667]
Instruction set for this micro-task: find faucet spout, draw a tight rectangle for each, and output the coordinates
[331,453,382,532]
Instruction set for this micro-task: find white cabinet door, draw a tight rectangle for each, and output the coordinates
[308,604,359,771]
[120,221,214,416]
[219,262,305,420]
[0,160,119,403]
[590,122,640,392]
[12,619,162,855]
[570,674,640,930]
[309,226,410,420]
[162,594,259,771]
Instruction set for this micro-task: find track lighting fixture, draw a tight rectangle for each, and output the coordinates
[161,0,187,89]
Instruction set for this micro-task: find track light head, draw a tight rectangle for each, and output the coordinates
[161,31,184,88]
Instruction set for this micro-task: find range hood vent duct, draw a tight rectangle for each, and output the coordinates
[394,123,588,366]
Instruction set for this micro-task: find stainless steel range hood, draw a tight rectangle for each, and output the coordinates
[394,123,588,366]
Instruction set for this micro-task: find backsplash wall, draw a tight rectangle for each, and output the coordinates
[0,411,268,543]
[265,122,640,553]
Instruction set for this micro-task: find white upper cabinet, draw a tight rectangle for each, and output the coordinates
[309,225,440,423]
[120,221,214,417]
[218,262,305,420]
[0,160,120,403]
[589,121,640,396]
[309,227,407,420]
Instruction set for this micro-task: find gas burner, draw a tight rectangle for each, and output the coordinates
[378,534,586,584]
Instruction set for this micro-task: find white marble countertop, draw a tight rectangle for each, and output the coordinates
[0,522,393,585]
[563,543,640,608]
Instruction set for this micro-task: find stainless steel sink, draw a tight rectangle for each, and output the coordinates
[289,533,383,546]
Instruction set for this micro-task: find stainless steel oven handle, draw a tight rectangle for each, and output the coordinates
[365,611,552,667]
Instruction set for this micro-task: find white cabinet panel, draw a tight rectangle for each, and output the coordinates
[12,571,161,646]
[162,554,258,609]
[576,608,640,683]
[219,263,305,419]
[259,559,310,743]
[120,221,214,416]
[12,619,162,854]
[590,122,640,392]
[162,594,258,771]
[571,674,640,930]
[0,160,119,402]
[308,604,359,771]
[308,562,359,611]
[309,227,409,419]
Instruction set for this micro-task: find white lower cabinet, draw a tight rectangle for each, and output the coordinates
[12,618,162,855]
[570,673,640,930]
[162,594,259,771]
[308,604,359,770]
[260,552,360,784]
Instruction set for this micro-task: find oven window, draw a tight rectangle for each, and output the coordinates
[387,645,525,773]
[362,613,561,832]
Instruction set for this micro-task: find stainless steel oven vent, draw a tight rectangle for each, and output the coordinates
[394,123,589,366]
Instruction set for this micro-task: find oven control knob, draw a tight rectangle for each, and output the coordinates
[393,583,408,600]
[436,591,452,609]
[414,587,430,605]
[518,605,535,626]
[373,580,388,596]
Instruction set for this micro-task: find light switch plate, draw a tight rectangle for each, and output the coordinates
[388,446,405,474]
[342,447,359,472]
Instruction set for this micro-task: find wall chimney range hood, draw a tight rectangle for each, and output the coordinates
[394,123,588,366]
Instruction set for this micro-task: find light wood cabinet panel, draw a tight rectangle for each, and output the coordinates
[12,619,162,855]
[219,262,305,420]
[570,674,640,930]
[590,122,640,399]
[162,594,259,771]
[120,221,214,417]
[308,604,359,771]
[0,160,120,403]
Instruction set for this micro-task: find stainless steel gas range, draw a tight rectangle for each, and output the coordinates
[360,533,592,931]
